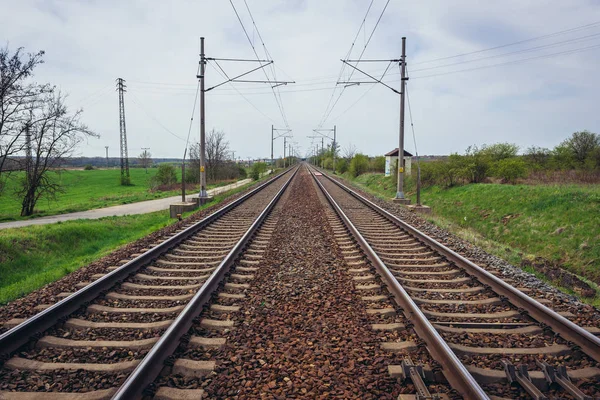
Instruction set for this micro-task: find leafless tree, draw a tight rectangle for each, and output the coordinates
[343,143,357,160]
[187,129,239,184]
[138,149,152,173]
[206,129,230,182]
[17,92,97,216]
[0,46,51,194]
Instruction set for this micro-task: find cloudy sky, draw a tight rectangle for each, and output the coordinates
[2,0,599,160]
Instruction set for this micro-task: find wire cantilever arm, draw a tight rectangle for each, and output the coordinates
[205,61,274,92]
[339,60,400,94]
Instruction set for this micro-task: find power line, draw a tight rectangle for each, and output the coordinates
[229,0,290,127]
[411,42,600,80]
[128,91,187,142]
[319,0,391,127]
[317,0,376,128]
[207,60,276,122]
[413,20,600,65]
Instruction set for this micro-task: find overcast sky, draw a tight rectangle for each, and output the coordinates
[2,0,599,160]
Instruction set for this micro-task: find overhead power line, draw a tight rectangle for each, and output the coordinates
[413,20,600,65]
[229,0,291,127]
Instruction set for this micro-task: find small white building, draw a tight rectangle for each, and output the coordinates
[384,148,413,177]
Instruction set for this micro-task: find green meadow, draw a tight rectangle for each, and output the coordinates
[342,172,600,303]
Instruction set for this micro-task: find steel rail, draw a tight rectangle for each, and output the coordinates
[318,168,600,365]
[0,167,295,357]
[308,166,490,400]
[112,166,299,399]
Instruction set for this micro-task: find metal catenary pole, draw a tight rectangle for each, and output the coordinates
[198,37,208,199]
[283,136,287,168]
[396,37,407,199]
[271,125,274,172]
[321,137,324,169]
[333,125,337,174]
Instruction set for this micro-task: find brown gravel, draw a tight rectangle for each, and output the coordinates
[163,169,428,398]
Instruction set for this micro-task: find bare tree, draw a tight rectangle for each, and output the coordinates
[17,92,97,216]
[206,129,230,182]
[0,46,51,194]
[187,129,239,184]
[138,149,152,173]
[343,143,357,160]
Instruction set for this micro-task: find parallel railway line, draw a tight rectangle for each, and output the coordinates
[0,164,598,399]
[310,166,600,399]
[0,167,297,399]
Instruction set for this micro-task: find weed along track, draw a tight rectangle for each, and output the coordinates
[311,165,600,399]
[0,168,297,399]
[1,164,599,399]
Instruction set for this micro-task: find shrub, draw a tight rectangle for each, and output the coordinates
[83,164,94,170]
[481,142,519,161]
[491,158,527,184]
[250,162,267,180]
[151,164,178,187]
[337,158,348,174]
[349,154,369,177]
[370,156,386,172]
[238,165,248,179]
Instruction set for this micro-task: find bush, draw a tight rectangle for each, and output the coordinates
[238,165,248,179]
[151,164,178,187]
[337,158,348,174]
[250,162,267,180]
[323,157,333,170]
[491,158,527,184]
[349,154,369,177]
[370,156,385,173]
[83,164,94,170]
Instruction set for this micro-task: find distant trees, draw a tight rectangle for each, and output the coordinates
[138,149,152,173]
[186,129,242,184]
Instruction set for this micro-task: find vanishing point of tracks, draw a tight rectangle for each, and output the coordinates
[0,164,599,399]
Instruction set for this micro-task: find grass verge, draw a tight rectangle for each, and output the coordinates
[333,171,600,306]
[0,168,236,222]
[0,173,271,304]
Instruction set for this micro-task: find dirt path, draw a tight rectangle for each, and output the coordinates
[0,179,251,230]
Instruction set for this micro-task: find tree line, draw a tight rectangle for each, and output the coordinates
[316,130,600,187]
[0,46,96,216]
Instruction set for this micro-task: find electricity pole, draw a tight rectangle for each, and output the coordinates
[195,37,294,194]
[337,36,411,203]
[396,37,408,202]
[197,37,209,203]
[116,78,130,186]
[105,146,109,169]
[272,126,291,172]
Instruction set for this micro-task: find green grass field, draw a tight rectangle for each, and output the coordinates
[0,168,227,222]
[0,174,265,304]
[341,172,600,303]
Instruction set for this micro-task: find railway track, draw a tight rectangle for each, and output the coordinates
[310,166,600,400]
[0,167,297,399]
